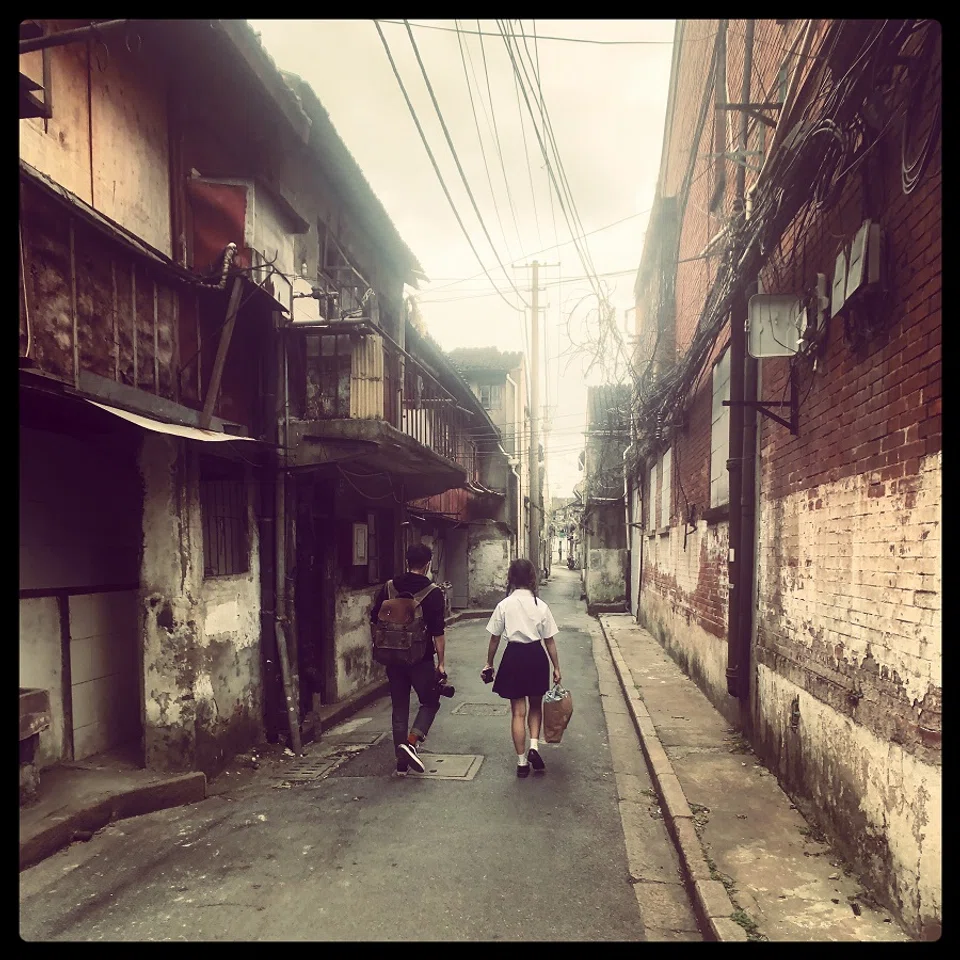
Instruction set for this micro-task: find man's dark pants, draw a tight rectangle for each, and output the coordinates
[385,657,441,748]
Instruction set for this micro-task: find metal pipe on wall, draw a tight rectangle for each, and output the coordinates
[725,20,757,702]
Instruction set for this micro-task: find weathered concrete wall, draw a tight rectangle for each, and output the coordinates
[333,585,381,701]
[585,548,627,610]
[139,435,262,776]
[18,597,64,768]
[467,522,510,608]
[754,454,941,936]
[755,666,940,938]
[637,520,735,724]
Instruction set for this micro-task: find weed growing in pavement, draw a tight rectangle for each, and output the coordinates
[731,908,766,941]
[723,732,753,754]
[706,855,736,894]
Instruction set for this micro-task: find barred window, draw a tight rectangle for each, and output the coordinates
[200,459,249,578]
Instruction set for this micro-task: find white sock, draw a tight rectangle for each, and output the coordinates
[529,738,539,752]
[517,754,528,766]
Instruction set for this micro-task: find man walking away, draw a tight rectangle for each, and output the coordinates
[370,543,447,775]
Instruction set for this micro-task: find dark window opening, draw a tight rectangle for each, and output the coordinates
[200,458,249,578]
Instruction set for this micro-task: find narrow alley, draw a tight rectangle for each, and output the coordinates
[19,569,698,942]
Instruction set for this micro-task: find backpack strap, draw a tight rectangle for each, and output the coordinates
[412,583,440,607]
[385,580,397,600]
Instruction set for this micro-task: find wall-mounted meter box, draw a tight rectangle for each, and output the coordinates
[747,294,804,358]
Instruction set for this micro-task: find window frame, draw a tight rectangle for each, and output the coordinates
[199,458,250,579]
[710,347,732,509]
[659,447,672,530]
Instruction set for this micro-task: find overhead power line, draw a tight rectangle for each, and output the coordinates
[374,19,674,46]
[373,21,525,314]
[401,20,532,309]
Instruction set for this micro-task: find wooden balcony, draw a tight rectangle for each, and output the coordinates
[287,325,471,499]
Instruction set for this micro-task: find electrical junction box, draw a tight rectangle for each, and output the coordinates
[845,219,882,299]
[832,248,849,316]
[747,294,804,358]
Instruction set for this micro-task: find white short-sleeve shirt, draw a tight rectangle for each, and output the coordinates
[485,589,559,644]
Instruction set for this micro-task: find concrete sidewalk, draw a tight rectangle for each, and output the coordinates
[598,614,912,942]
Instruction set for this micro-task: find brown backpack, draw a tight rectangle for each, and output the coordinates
[371,580,441,666]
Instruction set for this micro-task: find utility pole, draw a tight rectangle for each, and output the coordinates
[517,259,558,573]
[529,260,540,571]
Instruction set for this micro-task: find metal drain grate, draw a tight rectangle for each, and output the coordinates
[270,738,384,783]
[451,702,510,717]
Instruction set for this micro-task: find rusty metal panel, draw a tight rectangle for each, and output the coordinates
[350,333,384,419]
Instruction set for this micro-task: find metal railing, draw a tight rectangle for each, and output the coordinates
[308,333,468,467]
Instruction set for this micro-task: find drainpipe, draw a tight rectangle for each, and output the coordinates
[737,21,759,716]
[725,19,755,701]
[259,312,280,741]
[274,318,302,755]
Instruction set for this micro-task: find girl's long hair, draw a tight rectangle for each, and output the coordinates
[506,557,539,605]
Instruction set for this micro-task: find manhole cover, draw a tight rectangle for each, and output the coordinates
[327,739,484,780]
[452,702,509,717]
[415,754,484,780]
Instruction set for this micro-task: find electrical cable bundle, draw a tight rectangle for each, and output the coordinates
[628,18,939,469]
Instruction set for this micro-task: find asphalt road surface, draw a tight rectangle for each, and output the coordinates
[20,568,699,941]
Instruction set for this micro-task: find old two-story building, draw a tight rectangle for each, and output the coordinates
[19,19,512,785]
[626,19,940,938]
[396,346,519,614]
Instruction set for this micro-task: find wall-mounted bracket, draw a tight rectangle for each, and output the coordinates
[715,101,782,128]
[723,364,799,435]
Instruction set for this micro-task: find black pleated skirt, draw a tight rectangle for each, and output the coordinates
[493,641,550,700]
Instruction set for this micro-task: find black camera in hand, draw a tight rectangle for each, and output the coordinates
[436,672,455,698]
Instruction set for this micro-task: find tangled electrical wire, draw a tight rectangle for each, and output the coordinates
[625,18,939,472]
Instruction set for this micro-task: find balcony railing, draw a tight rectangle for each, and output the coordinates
[304,331,469,466]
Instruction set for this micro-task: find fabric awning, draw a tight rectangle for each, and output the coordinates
[85,400,261,443]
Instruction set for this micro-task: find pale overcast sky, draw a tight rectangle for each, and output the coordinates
[249,19,674,498]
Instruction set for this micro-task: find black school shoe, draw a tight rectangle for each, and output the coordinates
[516,763,530,778]
[527,748,546,773]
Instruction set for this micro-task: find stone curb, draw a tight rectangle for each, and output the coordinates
[19,771,206,872]
[597,616,747,943]
[313,678,390,736]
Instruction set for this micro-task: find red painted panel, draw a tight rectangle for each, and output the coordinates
[185,180,251,276]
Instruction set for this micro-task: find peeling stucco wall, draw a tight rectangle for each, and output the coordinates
[637,520,735,723]
[754,454,941,937]
[585,548,627,609]
[467,522,510,608]
[755,667,940,937]
[139,435,262,775]
[333,585,381,701]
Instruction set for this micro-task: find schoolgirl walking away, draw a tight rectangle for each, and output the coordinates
[482,558,561,777]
